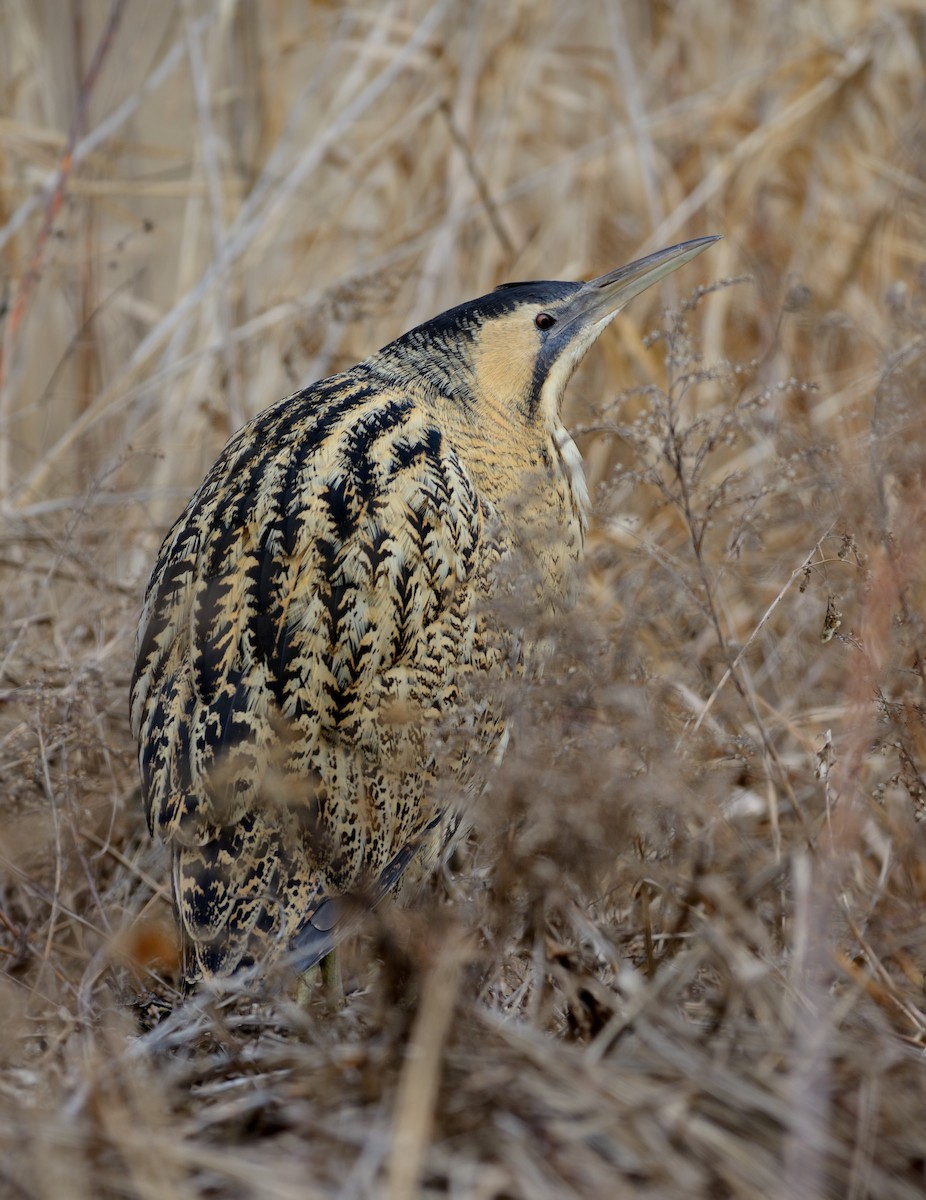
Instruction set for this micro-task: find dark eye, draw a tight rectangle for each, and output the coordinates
[535,312,557,330]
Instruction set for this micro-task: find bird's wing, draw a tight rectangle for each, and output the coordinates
[131,373,487,972]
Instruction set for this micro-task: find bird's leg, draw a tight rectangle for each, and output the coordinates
[295,949,343,1007]
[320,948,344,1004]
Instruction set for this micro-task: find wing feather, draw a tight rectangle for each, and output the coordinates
[130,370,487,977]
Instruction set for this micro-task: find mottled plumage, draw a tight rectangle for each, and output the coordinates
[130,237,717,987]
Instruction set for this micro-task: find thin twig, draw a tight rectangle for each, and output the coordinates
[0,0,128,499]
[690,530,833,736]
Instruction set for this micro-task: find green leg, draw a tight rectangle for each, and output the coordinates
[296,949,342,1006]
[320,948,343,1004]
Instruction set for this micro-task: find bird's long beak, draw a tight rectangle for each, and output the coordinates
[559,235,721,335]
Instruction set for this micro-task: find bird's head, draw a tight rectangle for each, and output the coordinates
[380,236,720,429]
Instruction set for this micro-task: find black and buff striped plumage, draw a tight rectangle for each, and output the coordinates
[130,237,717,988]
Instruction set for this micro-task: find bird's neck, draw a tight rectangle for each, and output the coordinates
[428,385,589,605]
[365,355,588,586]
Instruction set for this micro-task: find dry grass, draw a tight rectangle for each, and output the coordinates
[2,1,926,1196]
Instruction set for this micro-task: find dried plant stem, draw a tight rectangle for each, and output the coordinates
[691,531,832,736]
[0,0,127,501]
[387,933,470,1200]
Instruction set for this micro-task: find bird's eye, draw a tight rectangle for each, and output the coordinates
[535,312,557,330]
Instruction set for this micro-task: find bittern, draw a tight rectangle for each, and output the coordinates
[130,236,718,988]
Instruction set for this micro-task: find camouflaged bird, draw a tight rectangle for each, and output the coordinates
[130,237,718,987]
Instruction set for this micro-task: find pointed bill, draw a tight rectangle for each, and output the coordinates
[557,235,722,335]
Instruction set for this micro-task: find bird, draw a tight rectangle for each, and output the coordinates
[130,235,718,990]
